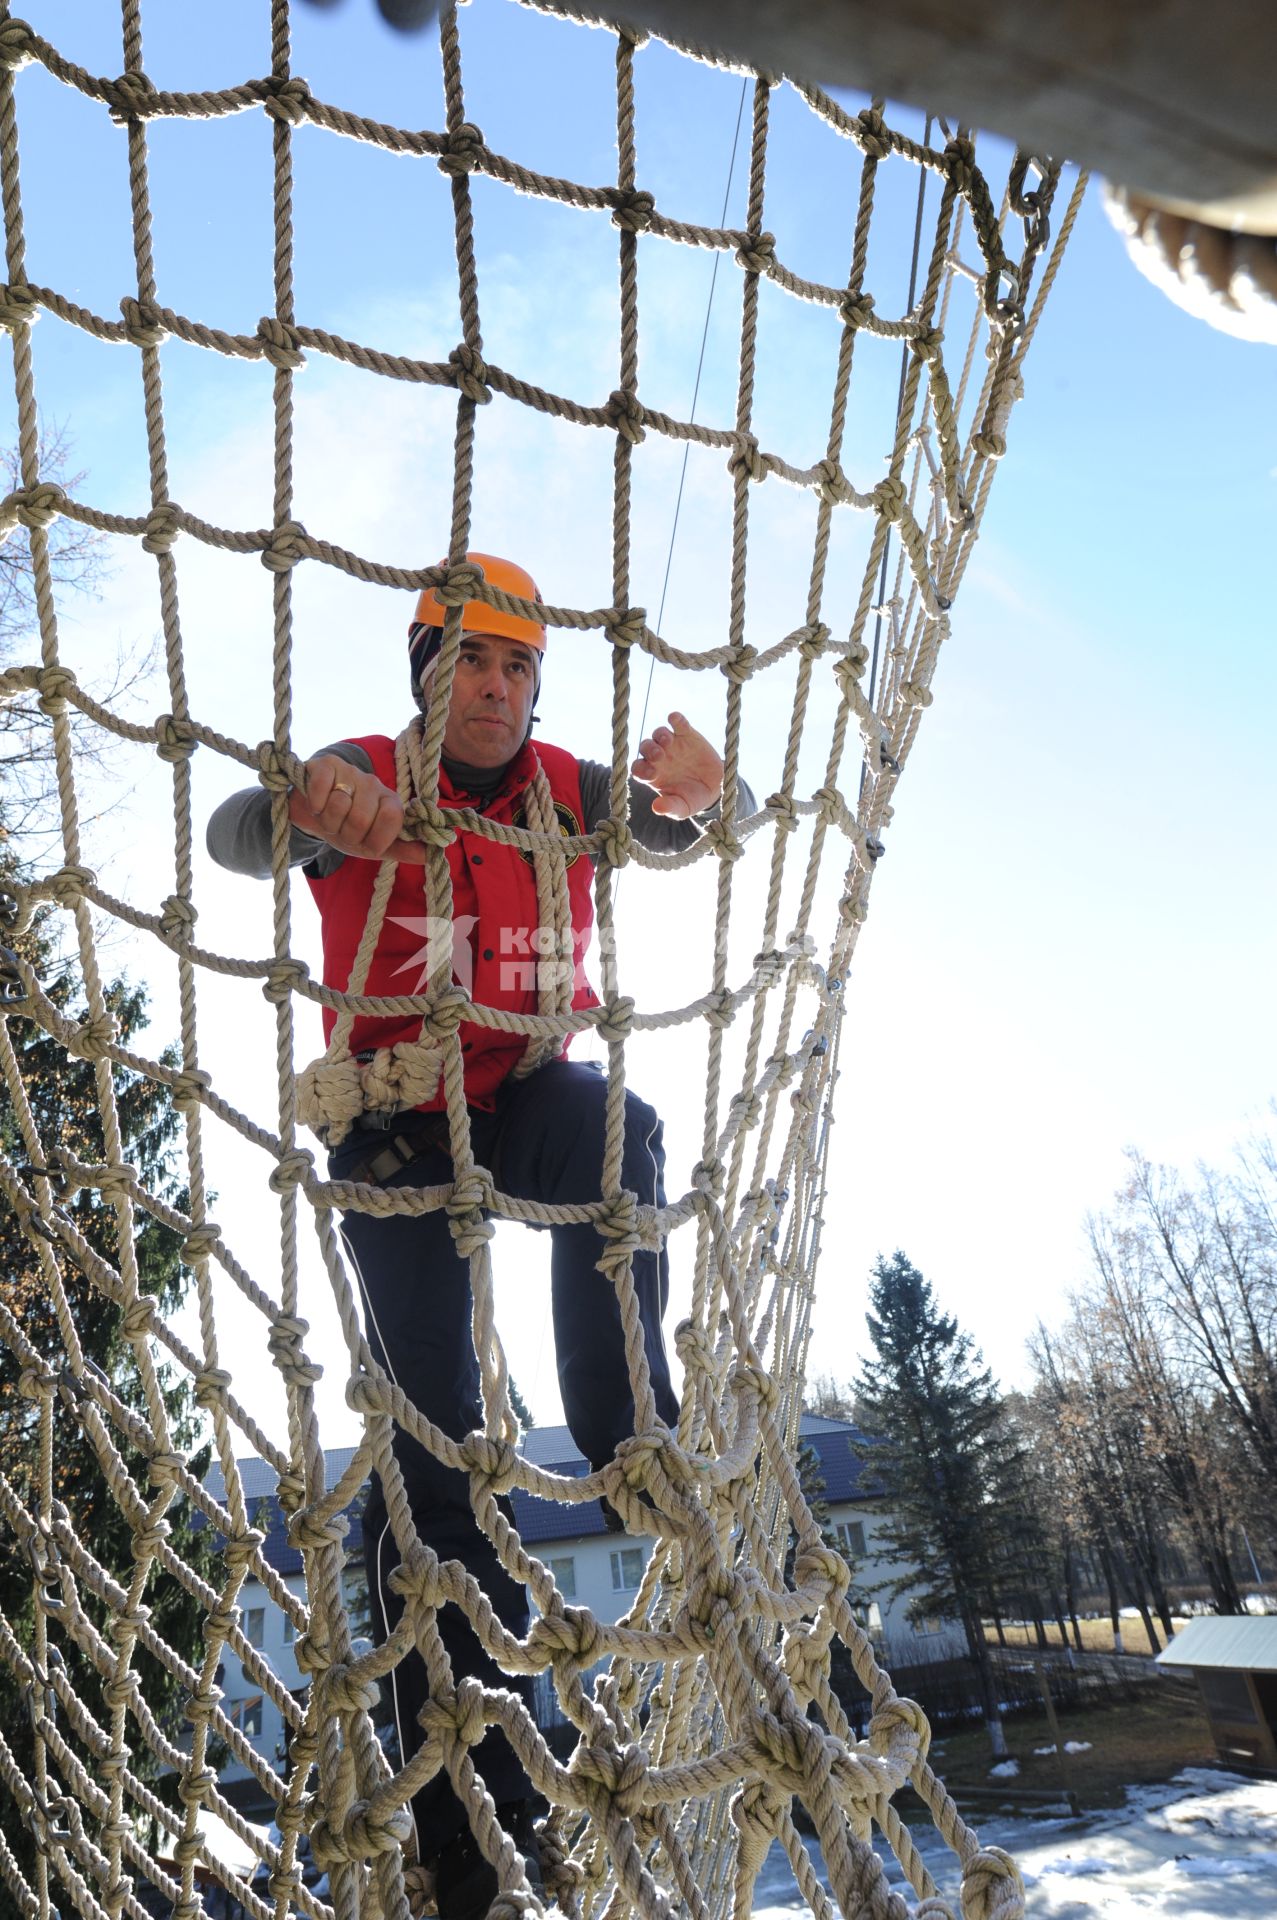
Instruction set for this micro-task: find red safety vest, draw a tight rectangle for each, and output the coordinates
[306,734,599,1111]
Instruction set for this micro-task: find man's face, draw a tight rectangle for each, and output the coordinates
[438,632,539,767]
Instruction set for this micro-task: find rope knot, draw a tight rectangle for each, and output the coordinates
[321,1660,379,1715]
[388,1541,442,1605]
[267,1312,323,1386]
[424,983,470,1038]
[792,1539,850,1593]
[596,995,634,1043]
[141,501,182,553]
[421,1676,488,1750]
[172,1066,212,1110]
[722,642,757,684]
[594,1190,639,1249]
[448,1165,493,1217]
[433,557,486,609]
[76,1010,117,1057]
[107,69,159,121]
[945,134,977,194]
[568,1739,649,1815]
[731,1779,784,1849]
[268,1147,316,1195]
[254,741,299,792]
[146,1448,184,1489]
[781,1623,832,1694]
[119,296,167,347]
[448,342,492,403]
[971,426,1006,460]
[318,1801,414,1867]
[36,663,77,712]
[265,74,313,127]
[595,817,633,868]
[0,19,35,70]
[799,622,830,660]
[261,519,308,573]
[605,388,646,443]
[731,1359,779,1409]
[813,456,847,505]
[262,959,309,1006]
[901,679,934,708]
[872,476,907,523]
[157,894,196,942]
[960,1847,1024,1920]
[701,817,742,861]
[703,987,735,1029]
[910,324,944,358]
[182,1223,221,1264]
[460,1436,522,1489]
[345,1369,389,1416]
[154,712,196,761]
[613,1425,674,1491]
[257,315,305,370]
[605,604,646,648]
[611,187,655,232]
[528,1604,602,1665]
[47,861,93,906]
[838,289,876,330]
[855,107,892,160]
[690,1156,725,1196]
[752,947,787,989]
[869,1694,931,1763]
[193,1364,231,1407]
[4,481,65,530]
[288,1501,349,1551]
[674,1318,715,1372]
[734,230,776,274]
[764,791,798,832]
[0,284,38,338]
[726,432,767,484]
[437,122,485,176]
[812,784,849,831]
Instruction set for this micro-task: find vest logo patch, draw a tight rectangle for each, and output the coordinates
[513,796,581,868]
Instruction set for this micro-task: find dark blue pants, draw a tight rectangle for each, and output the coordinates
[332,1060,679,1858]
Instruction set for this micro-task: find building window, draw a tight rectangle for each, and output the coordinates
[836,1521,866,1559]
[230,1694,264,1738]
[913,1617,943,1638]
[281,1609,295,1644]
[852,1601,884,1636]
[549,1556,577,1599]
[610,1547,644,1592]
[244,1606,265,1649]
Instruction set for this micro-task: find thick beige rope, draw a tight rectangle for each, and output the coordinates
[0,4,1082,1919]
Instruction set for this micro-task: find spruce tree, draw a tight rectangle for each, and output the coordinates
[855,1251,1025,1758]
[0,847,217,1917]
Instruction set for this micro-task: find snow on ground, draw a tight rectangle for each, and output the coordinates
[752,1768,1277,1917]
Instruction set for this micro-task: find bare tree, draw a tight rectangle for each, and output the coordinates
[1122,1146,1277,1545]
[0,422,148,851]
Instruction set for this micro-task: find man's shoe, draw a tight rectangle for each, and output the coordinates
[433,1802,544,1920]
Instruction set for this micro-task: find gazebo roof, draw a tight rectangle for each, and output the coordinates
[1156,1615,1277,1673]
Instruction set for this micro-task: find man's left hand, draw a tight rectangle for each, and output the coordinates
[632,712,723,820]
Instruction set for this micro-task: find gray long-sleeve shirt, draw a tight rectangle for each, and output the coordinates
[206,740,757,879]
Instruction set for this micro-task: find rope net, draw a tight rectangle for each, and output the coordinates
[0,4,1082,1919]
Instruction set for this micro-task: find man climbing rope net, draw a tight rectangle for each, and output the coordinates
[207,552,756,1920]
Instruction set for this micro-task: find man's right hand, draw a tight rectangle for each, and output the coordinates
[287,754,426,863]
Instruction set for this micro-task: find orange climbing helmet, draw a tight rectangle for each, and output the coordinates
[409,551,545,705]
[413,551,545,642]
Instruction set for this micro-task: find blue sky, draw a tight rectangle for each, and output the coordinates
[8,0,1276,1443]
